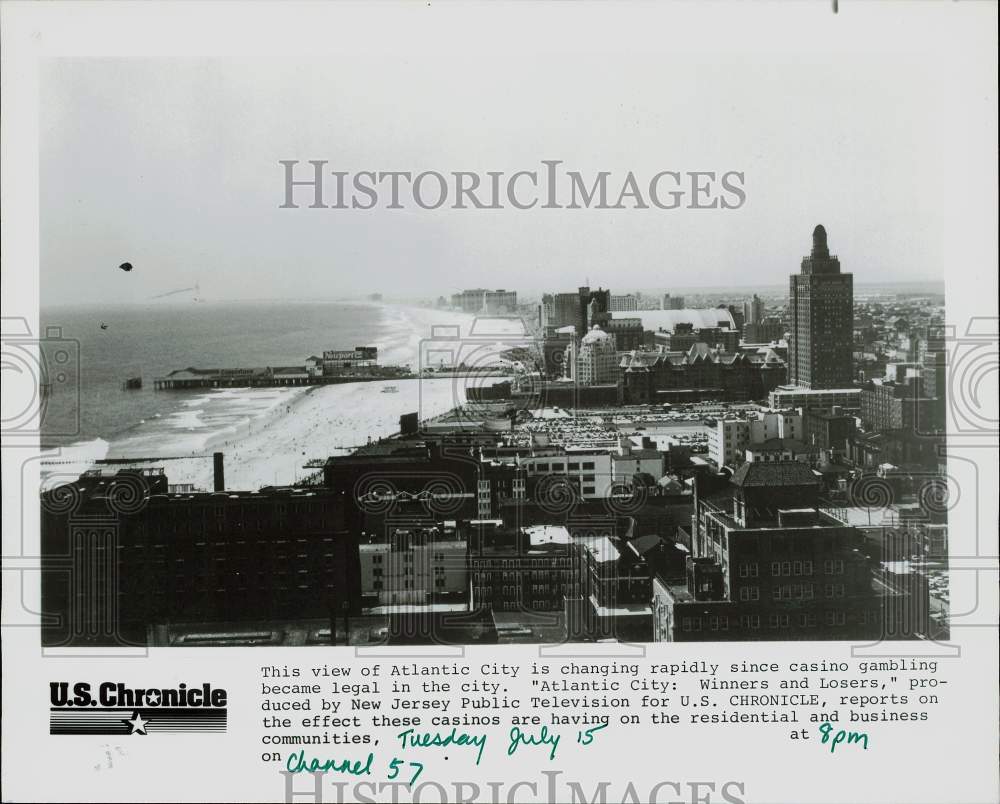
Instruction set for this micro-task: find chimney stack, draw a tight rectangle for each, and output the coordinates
[213,452,225,492]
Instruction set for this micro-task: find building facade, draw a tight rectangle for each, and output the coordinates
[860,379,944,435]
[565,327,619,385]
[788,225,854,389]
[651,462,925,641]
[451,289,517,314]
[768,385,861,412]
[469,526,581,612]
[621,344,787,404]
[41,467,362,647]
[358,524,468,606]
[743,294,764,326]
[708,409,803,470]
[743,316,786,344]
[610,294,639,312]
[602,317,645,351]
[803,406,856,456]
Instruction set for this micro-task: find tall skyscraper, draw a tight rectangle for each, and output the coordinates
[789,225,854,389]
[743,294,764,326]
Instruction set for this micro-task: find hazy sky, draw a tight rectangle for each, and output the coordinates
[39,4,987,306]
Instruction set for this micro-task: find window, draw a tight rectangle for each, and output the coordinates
[739,586,759,601]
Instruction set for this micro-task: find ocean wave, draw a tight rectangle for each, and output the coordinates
[167,410,207,430]
[101,386,308,462]
[39,437,111,482]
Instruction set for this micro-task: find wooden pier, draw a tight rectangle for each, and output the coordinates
[152,366,506,390]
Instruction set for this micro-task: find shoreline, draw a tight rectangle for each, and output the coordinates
[131,375,479,490]
[40,302,507,491]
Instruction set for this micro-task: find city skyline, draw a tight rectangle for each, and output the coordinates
[38,260,952,647]
[25,4,962,651]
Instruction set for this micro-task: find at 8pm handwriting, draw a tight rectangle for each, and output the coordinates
[819,722,869,753]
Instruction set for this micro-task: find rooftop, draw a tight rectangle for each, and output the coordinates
[584,536,620,564]
[522,525,572,546]
[731,461,821,488]
[611,308,736,331]
[771,385,860,395]
[748,437,817,453]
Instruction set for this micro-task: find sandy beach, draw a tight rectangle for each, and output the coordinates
[40,303,530,492]
[158,375,474,490]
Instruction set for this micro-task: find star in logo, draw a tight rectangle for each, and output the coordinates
[123,711,149,735]
[144,690,161,706]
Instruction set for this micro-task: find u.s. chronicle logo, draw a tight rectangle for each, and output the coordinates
[49,682,227,735]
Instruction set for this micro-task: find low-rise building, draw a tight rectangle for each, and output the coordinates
[622,343,786,404]
[359,523,468,606]
[708,409,803,470]
[469,525,581,612]
[860,378,944,435]
[768,385,860,412]
[650,462,925,641]
[611,439,666,487]
[744,437,820,467]
[803,406,856,456]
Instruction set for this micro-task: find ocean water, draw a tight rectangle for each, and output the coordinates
[39,301,431,461]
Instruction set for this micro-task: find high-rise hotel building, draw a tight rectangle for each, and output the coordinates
[789,225,854,389]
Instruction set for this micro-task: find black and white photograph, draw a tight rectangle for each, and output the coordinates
[34,54,953,651]
[2,3,997,803]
